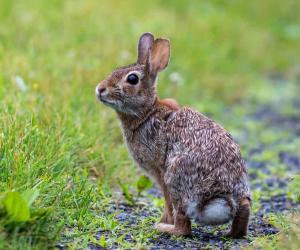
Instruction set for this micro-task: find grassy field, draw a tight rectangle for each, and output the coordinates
[0,0,300,249]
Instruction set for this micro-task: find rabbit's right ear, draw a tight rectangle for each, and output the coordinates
[149,38,170,76]
[137,32,154,65]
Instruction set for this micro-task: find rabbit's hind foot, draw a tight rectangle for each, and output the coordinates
[227,197,250,238]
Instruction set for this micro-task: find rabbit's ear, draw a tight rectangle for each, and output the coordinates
[137,32,154,65]
[149,38,170,78]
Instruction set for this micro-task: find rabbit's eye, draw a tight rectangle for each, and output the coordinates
[126,73,139,85]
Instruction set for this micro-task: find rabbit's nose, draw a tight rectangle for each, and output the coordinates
[95,86,107,97]
[98,87,106,95]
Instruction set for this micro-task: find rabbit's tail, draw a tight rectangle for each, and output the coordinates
[186,198,235,226]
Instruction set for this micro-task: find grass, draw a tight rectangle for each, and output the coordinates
[247,211,300,250]
[0,0,300,249]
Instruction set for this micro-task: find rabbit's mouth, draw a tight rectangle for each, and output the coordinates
[100,98,117,107]
[100,98,125,112]
[100,98,137,115]
[100,98,113,104]
[95,89,116,107]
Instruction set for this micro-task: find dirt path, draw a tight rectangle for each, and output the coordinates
[91,81,300,249]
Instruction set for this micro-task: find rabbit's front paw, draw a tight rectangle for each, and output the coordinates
[154,223,191,236]
[159,211,174,224]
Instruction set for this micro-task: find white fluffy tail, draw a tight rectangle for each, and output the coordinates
[186,198,233,225]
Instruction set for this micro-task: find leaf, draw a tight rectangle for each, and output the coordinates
[3,191,30,222]
[99,235,107,248]
[152,197,164,208]
[136,175,152,196]
[117,179,135,205]
[22,189,39,207]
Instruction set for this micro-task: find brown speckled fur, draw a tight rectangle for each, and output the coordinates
[96,33,251,238]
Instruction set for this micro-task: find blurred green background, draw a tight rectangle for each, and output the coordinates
[0,0,299,249]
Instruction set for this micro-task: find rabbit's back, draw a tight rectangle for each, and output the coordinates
[165,108,250,204]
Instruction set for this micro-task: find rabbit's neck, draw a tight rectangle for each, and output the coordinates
[117,104,157,133]
[117,97,180,133]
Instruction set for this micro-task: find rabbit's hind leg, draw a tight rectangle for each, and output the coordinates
[227,197,251,238]
[155,203,191,236]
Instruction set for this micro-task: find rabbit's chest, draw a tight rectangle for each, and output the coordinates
[123,118,167,173]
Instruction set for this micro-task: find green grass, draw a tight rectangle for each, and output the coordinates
[0,0,300,249]
[247,211,300,250]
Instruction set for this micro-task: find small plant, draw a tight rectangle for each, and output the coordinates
[117,179,135,205]
[136,175,152,196]
[287,175,300,203]
[1,189,39,223]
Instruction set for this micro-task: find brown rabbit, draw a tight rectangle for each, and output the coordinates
[95,33,251,238]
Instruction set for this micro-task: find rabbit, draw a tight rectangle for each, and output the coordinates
[95,32,251,238]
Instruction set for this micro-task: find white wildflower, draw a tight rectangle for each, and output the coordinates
[169,72,184,85]
[14,75,28,92]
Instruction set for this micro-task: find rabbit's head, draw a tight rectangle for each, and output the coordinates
[96,33,170,116]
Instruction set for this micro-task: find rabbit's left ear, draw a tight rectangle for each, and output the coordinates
[148,38,170,79]
[137,32,154,65]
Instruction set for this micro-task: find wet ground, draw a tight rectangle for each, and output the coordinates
[91,81,300,249]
